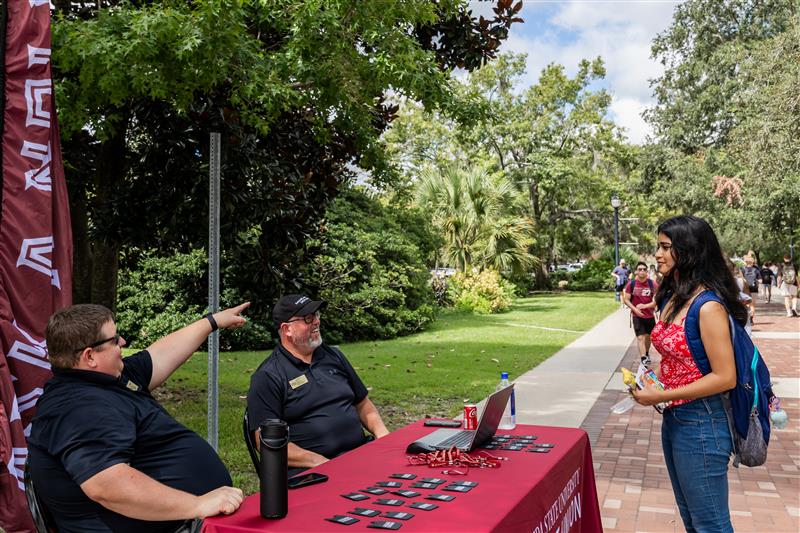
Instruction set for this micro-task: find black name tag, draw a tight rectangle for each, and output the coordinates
[326,515,359,525]
[341,492,369,501]
[449,480,478,487]
[375,498,405,506]
[383,511,414,520]
[362,487,388,495]
[349,508,381,517]
[420,477,446,484]
[443,484,472,493]
[391,490,420,498]
[425,493,455,502]
[409,502,438,511]
[367,521,402,530]
[410,482,439,489]
[389,473,417,480]
[375,481,402,488]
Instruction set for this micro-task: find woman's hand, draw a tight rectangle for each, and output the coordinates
[632,383,665,406]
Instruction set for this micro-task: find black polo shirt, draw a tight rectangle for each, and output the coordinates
[247,343,369,459]
[28,351,232,533]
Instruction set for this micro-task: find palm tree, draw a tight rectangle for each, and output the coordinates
[416,164,536,274]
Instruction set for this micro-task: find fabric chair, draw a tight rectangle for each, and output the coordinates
[24,459,57,533]
[243,408,260,474]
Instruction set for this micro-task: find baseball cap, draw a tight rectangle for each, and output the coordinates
[272,294,327,327]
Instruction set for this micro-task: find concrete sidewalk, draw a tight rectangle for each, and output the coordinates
[512,307,631,428]
[507,298,800,532]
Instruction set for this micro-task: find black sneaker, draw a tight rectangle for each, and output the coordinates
[793,309,799,317]
[641,355,651,367]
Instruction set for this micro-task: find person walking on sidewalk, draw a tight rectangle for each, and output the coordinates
[760,261,774,304]
[633,215,744,533]
[740,256,760,324]
[611,259,631,303]
[623,261,658,367]
[777,254,799,317]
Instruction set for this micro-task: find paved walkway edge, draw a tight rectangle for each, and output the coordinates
[513,307,631,428]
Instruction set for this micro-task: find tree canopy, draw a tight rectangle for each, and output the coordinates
[641,0,799,256]
[52,0,522,317]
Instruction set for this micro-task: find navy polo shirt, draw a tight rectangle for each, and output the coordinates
[247,343,369,459]
[28,351,232,533]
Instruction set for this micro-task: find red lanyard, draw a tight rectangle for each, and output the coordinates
[407,446,506,470]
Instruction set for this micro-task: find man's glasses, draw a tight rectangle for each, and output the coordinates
[79,334,121,352]
[636,267,648,271]
[286,311,320,325]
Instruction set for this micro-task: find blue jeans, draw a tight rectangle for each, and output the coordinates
[661,395,733,533]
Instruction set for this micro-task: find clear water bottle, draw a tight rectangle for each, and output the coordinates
[497,371,516,429]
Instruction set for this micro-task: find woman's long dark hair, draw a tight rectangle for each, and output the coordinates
[655,215,748,325]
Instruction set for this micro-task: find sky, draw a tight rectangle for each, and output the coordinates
[467,0,684,144]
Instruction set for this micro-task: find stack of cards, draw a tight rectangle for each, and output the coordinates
[328,473,474,527]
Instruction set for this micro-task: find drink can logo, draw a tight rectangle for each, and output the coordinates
[463,404,478,430]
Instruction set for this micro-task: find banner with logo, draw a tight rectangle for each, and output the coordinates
[0,0,72,530]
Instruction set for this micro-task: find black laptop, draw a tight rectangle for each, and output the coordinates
[406,384,514,453]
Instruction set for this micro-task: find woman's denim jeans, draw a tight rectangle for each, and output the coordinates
[661,395,733,533]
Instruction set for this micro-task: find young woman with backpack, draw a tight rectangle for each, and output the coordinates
[632,215,746,533]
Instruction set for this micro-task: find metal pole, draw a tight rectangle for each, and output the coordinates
[613,206,620,302]
[207,132,221,450]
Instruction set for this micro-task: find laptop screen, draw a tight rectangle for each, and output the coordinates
[471,384,514,448]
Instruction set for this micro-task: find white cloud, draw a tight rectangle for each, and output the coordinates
[610,97,653,143]
[483,0,683,144]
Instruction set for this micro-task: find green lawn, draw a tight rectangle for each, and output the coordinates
[149,291,616,493]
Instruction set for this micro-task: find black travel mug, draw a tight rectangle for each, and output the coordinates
[259,419,290,519]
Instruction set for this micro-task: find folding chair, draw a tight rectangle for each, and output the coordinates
[243,408,260,474]
[24,459,57,533]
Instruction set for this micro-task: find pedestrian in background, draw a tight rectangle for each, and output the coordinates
[611,259,631,303]
[633,215,743,533]
[760,261,774,304]
[623,261,658,367]
[740,256,760,324]
[777,254,799,317]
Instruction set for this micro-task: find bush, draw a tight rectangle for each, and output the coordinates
[505,270,536,295]
[117,249,272,350]
[301,189,438,344]
[446,269,515,314]
[569,258,615,291]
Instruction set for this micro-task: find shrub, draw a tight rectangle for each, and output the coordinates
[569,258,615,291]
[301,189,438,344]
[116,249,272,350]
[446,269,515,314]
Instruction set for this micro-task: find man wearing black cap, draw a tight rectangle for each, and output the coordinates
[247,294,388,471]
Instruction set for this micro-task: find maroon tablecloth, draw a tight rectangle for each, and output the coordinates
[203,422,602,533]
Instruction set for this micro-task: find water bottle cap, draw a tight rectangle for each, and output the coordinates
[501,372,509,379]
[260,419,288,439]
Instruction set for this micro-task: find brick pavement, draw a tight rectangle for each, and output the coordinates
[583,300,800,532]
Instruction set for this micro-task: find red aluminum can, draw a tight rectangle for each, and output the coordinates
[463,404,478,430]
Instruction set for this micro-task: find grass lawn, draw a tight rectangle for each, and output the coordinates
[149,291,616,493]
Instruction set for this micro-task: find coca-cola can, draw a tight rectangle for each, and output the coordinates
[463,404,478,430]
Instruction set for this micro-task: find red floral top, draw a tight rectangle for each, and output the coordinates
[651,319,704,407]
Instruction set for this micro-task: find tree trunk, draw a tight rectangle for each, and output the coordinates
[90,240,119,311]
[67,174,92,303]
[87,109,130,311]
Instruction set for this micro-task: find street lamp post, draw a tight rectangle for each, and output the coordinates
[611,194,622,301]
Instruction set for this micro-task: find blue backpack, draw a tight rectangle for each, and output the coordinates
[683,291,773,466]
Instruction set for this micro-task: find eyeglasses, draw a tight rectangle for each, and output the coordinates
[285,311,320,325]
[82,334,121,351]
[636,267,648,271]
